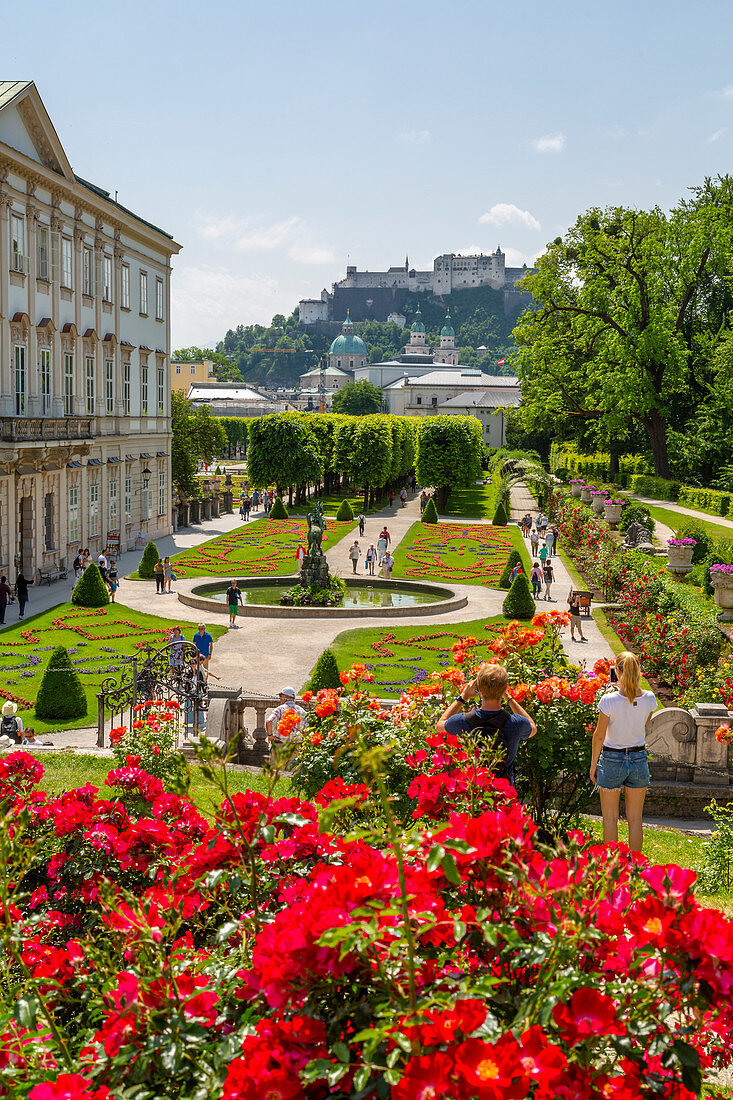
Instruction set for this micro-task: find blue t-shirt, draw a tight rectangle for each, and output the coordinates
[192,631,213,657]
[444,708,532,783]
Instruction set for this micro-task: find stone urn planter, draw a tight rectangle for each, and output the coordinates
[590,492,608,514]
[570,480,584,499]
[580,486,593,504]
[666,539,696,578]
[710,569,733,621]
[603,501,624,526]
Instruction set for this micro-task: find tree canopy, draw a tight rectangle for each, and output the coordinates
[331,380,383,416]
[513,178,733,477]
[171,391,226,497]
[415,416,484,509]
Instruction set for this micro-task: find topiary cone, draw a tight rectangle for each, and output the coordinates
[336,499,355,521]
[269,496,289,519]
[35,645,87,720]
[502,572,535,620]
[71,562,109,608]
[421,498,438,524]
[307,648,341,691]
[498,549,523,589]
[138,540,160,579]
[492,500,508,526]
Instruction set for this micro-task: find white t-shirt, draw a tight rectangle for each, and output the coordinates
[598,690,657,749]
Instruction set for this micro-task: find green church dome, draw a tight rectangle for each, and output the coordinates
[329,312,367,357]
[441,311,455,338]
[411,305,425,334]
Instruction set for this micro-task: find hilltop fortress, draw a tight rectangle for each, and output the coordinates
[299,248,533,325]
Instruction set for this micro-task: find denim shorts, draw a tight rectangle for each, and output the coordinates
[597,748,650,789]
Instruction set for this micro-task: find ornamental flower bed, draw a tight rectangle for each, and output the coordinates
[167,518,355,578]
[396,522,517,586]
[4,647,733,1097]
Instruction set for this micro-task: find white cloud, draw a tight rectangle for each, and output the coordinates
[398,129,431,145]
[171,265,280,347]
[708,128,726,143]
[533,131,566,154]
[198,214,302,251]
[503,246,543,269]
[605,124,628,140]
[288,242,336,265]
[720,85,733,98]
[479,203,541,231]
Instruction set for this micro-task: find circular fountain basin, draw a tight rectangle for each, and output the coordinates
[178,576,467,619]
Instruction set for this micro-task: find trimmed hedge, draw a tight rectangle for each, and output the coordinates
[498,549,523,589]
[549,443,652,482]
[269,496,289,519]
[35,645,87,720]
[678,485,732,518]
[307,648,341,692]
[492,500,508,526]
[138,541,160,579]
[502,573,535,619]
[421,498,439,524]
[626,474,681,501]
[71,563,109,608]
[335,499,355,522]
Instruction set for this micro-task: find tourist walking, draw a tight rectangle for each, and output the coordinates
[509,561,523,584]
[97,551,108,582]
[296,544,306,574]
[0,701,23,744]
[226,579,243,628]
[567,588,586,642]
[192,623,214,668]
[435,662,536,784]
[348,541,361,573]
[380,526,391,550]
[0,575,11,624]
[530,527,539,556]
[410,474,417,492]
[14,572,31,619]
[420,491,427,512]
[545,528,555,559]
[381,551,395,579]
[366,544,377,575]
[252,489,260,510]
[377,532,388,565]
[400,487,407,507]
[239,496,246,520]
[357,512,366,537]
[73,553,83,579]
[169,626,185,670]
[266,686,306,755]
[590,651,656,853]
[542,559,555,601]
[539,542,548,565]
[154,557,164,594]
[163,556,175,593]
[107,560,119,603]
[243,496,251,521]
[529,562,543,599]
[388,489,394,508]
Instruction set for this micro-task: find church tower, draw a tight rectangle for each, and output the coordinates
[434,310,458,366]
[400,304,433,363]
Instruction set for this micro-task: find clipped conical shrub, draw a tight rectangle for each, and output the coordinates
[498,549,523,589]
[422,497,439,524]
[35,645,87,720]
[269,496,289,519]
[492,500,508,526]
[502,573,536,620]
[71,563,109,607]
[138,540,160,579]
[336,499,355,521]
[307,648,341,692]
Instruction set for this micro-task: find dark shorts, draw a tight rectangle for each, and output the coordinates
[597,748,650,789]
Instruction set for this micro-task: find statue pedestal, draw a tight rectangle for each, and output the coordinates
[301,553,330,588]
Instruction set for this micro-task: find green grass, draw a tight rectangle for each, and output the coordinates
[289,490,380,517]
[391,521,531,586]
[33,753,292,816]
[320,615,506,696]
[444,478,499,520]
[631,501,733,543]
[130,516,356,580]
[0,602,226,734]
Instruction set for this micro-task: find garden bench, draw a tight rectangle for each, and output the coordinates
[574,590,592,617]
[38,564,67,585]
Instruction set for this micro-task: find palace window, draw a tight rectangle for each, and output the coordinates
[68,486,79,543]
[85,357,95,415]
[64,353,74,415]
[11,214,24,273]
[61,237,73,288]
[141,363,148,414]
[121,263,130,308]
[123,362,130,414]
[89,483,100,537]
[190,365,196,375]
[139,271,148,314]
[156,277,164,320]
[14,345,26,416]
[37,226,49,280]
[40,348,51,414]
[83,248,94,295]
[157,367,165,414]
[158,469,166,516]
[109,476,118,528]
[175,365,181,374]
[103,255,113,302]
[44,493,54,551]
[124,475,132,522]
[105,359,114,414]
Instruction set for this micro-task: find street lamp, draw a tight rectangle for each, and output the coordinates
[141,466,151,490]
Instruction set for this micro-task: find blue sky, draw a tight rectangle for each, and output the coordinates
[10,0,733,346]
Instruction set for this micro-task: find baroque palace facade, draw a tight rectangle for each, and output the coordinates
[0,81,180,579]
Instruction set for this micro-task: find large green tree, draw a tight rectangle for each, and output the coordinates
[513,179,733,477]
[247,413,323,503]
[415,416,483,510]
[171,391,226,497]
[331,380,383,416]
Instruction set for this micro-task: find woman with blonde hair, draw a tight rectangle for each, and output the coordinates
[590,651,656,852]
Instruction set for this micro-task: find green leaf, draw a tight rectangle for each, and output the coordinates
[440,851,461,885]
[16,995,40,1028]
[332,1041,350,1063]
[427,844,445,872]
[215,921,240,944]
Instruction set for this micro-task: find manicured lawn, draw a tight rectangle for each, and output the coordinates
[631,501,733,543]
[290,491,380,517]
[0,602,226,734]
[392,521,531,586]
[444,478,498,521]
[33,753,291,815]
[133,516,355,580]
[322,615,514,696]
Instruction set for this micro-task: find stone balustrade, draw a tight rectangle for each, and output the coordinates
[0,416,94,442]
[647,702,731,786]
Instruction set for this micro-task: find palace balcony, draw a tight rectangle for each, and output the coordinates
[0,416,94,443]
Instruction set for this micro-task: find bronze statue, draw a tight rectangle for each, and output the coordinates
[307,501,326,556]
